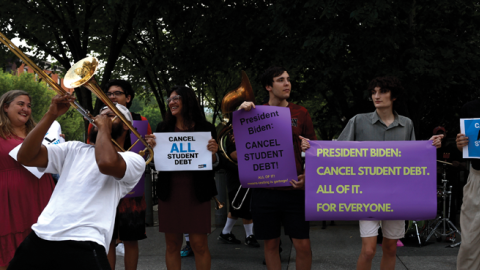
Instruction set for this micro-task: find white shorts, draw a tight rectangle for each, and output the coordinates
[359,220,405,239]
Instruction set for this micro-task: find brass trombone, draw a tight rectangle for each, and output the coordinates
[0,32,153,164]
[0,32,94,124]
[217,71,254,210]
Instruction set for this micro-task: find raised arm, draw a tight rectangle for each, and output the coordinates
[18,95,75,167]
[93,112,127,179]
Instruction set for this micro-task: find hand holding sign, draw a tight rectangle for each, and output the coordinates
[145,134,156,148]
[290,174,305,190]
[238,101,256,111]
[207,137,218,163]
[456,133,469,151]
[300,135,311,152]
[460,118,480,158]
[207,137,218,154]
[429,134,444,148]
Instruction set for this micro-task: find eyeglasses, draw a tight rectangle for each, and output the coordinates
[106,91,125,97]
[167,95,181,103]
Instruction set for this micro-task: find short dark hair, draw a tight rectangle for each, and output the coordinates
[367,76,404,101]
[261,66,287,89]
[103,79,135,108]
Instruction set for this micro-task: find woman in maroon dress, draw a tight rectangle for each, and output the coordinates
[0,90,55,269]
[146,86,218,270]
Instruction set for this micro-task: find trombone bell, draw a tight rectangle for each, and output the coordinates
[213,196,224,210]
[63,57,98,88]
[64,56,154,165]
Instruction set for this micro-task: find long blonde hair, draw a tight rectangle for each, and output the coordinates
[0,90,36,139]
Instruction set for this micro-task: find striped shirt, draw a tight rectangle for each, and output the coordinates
[338,111,415,141]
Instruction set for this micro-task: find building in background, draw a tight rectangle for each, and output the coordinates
[4,57,74,93]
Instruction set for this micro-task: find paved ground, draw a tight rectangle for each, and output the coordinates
[113,206,460,270]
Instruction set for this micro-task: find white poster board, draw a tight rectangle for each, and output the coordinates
[9,121,64,178]
[460,118,480,159]
[43,120,65,145]
[153,132,212,171]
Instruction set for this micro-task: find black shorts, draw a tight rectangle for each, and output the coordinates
[251,189,309,240]
[8,231,111,270]
[112,196,147,241]
[228,187,252,220]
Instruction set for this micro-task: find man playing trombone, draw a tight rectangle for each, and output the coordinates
[8,94,145,270]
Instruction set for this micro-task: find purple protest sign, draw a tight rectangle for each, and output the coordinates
[129,120,149,154]
[232,106,297,188]
[305,141,436,221]
[124,120,148,198]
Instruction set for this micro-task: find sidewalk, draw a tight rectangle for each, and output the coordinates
[114,209,459,269]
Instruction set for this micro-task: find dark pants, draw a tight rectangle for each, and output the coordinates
[8,231,111,270]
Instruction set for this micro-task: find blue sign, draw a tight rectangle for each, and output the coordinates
[465,119,480,158]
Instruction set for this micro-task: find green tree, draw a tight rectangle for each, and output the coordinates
[2,0,479,141]
[129,97,163,132]
[0,0,156,135]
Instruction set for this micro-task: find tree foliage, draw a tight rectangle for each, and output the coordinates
[0,0,154,132]
[1,0,479,141]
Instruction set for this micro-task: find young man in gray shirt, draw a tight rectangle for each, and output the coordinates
[302,76,441,270]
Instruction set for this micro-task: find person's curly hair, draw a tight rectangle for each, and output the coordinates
[367,76,404,100]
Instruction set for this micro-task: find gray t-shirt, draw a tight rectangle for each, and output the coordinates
[338,111,415,141]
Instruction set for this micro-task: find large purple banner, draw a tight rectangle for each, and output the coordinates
[232,106,297,188]
[124,120,148,198]
[305,141,436,220]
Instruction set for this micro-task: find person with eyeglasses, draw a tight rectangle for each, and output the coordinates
[87,80,152,270]
[145,86,219,270]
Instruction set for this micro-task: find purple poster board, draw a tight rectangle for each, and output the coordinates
[124,120,148,198]
[305,141,436,221]
[232,106,297,188]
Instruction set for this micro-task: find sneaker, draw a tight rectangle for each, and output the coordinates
[116,243,125,256]
[180,244,194,257]
[245,235,260,247]
[218,232,241,244]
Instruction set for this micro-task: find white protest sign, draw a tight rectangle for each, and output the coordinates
[153,132,212,171]
[43,120,65,145]
[9,121,64,178]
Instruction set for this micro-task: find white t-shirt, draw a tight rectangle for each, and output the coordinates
[32,141,145,252]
